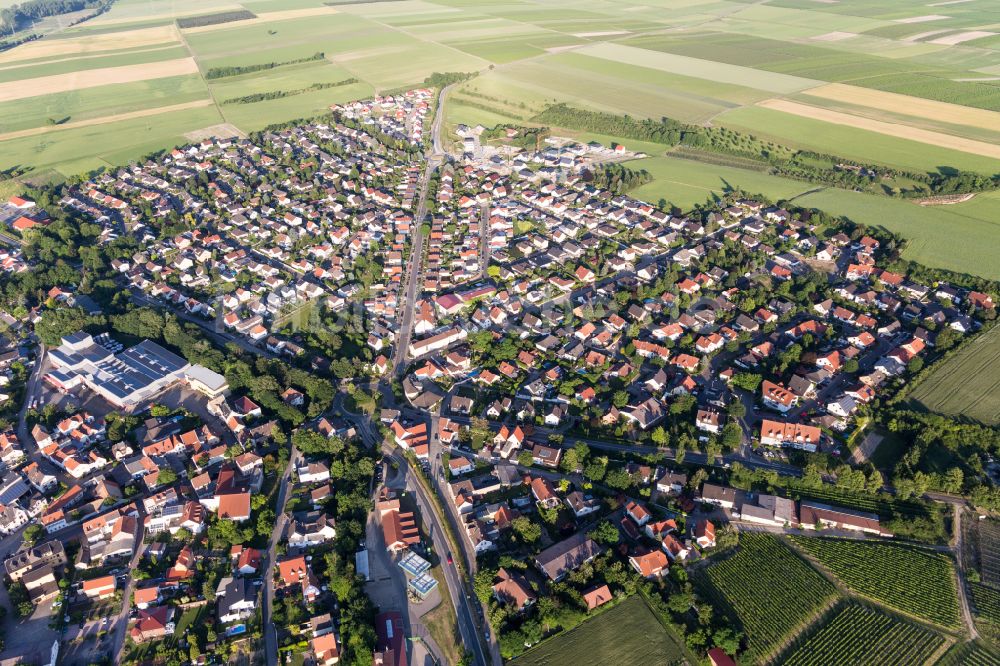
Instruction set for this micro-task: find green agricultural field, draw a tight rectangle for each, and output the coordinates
[970,582,1000,641]
[625,154,813,209]
[0,75,210,134]
[700,533,837,663]
[907,325,1000,425]
[0,45,189,84]
[0,104,225,176]
[716,106,1000,175]
[937,640,1000,666]
[207,59,357,93]
[574,42,820,94]
[789,537,961,629]
[83,0,244,25]
[219,80,373,131]
[779,603,946,666]
[508,595,686,666]
[446,50,770,125]
[789,189,1000,281]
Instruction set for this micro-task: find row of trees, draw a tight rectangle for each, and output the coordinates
[587,163,653,195]
[204,52,326,80]
[531,103,999,197]
[223,78,358,105]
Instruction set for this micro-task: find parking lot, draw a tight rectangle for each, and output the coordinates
[0,597,60,666]
[0,202,27,228]
[63,612,116,664]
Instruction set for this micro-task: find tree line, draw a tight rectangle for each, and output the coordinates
[176,9,254,29]
[223,78,358,105]
[532,103,1000,198]
[423,71,476,88]
[204,52,326,80]
[0,0,100,35]
[587,162,653,194]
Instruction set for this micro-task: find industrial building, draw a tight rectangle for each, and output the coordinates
[47,332,227,411]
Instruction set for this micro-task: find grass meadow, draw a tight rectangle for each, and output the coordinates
[0,75,210,134]
[508,595,686,666]
[791,189,1000,279]
[908,325,1000,425]
[627,155,812,209]
[715,105,1000,175]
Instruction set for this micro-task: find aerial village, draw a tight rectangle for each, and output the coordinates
[0,85,992,666]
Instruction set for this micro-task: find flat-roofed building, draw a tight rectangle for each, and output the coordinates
[48,332,220,412]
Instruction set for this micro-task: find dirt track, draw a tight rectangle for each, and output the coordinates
[758,98,1000,159]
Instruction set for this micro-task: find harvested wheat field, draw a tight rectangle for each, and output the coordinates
[0,24,179,64]
[0,58,198,101]
[802,83,1000,132]
[757,99,1000,159]
[180,7,339,33]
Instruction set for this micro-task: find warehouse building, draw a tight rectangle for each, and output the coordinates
[47,332,227,411]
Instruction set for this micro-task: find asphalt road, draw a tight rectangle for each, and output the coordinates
[111,525,147,665]
[392,84,453,377]
[263,447,298,666]
[341,396,493,666]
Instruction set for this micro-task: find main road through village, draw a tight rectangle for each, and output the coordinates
[386,82,499,666]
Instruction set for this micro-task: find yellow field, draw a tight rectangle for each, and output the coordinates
[0,100,214,141]
[179,7,339,34]
[85,3,244,26]
[802,82,1000,132]
[757,99,1000,159]
[0,58,198,100]
[0,24,179,64]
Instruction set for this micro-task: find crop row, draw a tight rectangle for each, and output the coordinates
[704,533,836,661]
[789,537,960,628]
[971,583,1000,625]
[978,520,1000,587]
[936,640,1000,666]
[781,603,944,666]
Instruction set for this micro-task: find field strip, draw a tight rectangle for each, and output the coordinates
[85,4,245,26]
[902,28,953,42]
[573,42,820,94]
[180,7,339,34]
[572,31,630,37]
[930,30,996,45]
[895,14,950,23]
[758,99,1000,159]
[0,43,181,73]
[0,100,214,141]
[812,31,857,41]
[801,82,1000,132]
[0,57,199,101]
[0,24,180,64]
